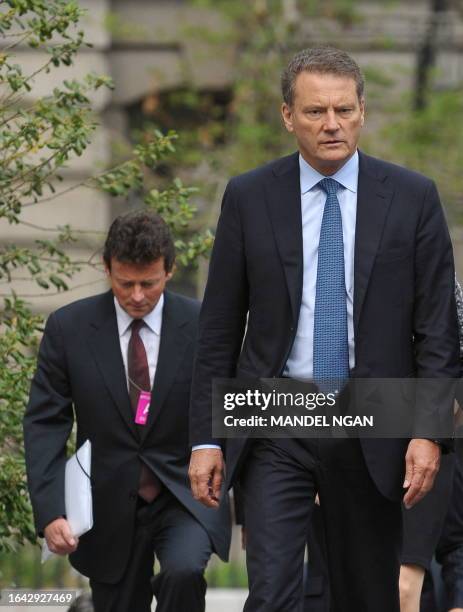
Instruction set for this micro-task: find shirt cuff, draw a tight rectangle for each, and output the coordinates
[192,444,221,450]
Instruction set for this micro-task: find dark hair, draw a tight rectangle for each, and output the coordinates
[281,47,365,107]
[103,211,175,272]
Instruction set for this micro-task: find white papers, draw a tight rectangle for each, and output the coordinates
[41,440,93,562]
[65,439,93,537]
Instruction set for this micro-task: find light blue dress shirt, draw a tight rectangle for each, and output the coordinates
[284,150,358,379]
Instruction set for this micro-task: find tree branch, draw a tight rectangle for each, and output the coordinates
[17,219,105,235]
[0,277,106,298]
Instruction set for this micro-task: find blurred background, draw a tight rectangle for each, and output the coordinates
[1,0,462,607]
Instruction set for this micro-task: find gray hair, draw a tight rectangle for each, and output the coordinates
[281,47,365,106]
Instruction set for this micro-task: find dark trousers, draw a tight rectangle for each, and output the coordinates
[90,490,212,612]
[303,506,330,612]
[241,437,402,612]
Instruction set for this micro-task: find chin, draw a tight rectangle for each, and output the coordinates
[322,152,350,165]
[127,307,148,317]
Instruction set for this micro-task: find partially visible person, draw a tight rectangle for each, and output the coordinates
[420,436,463,612]
[24,211,231,612]
[436,449,463,612]
[401,279,463,612]
[400,454,455,612]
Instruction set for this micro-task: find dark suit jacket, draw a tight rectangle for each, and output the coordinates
[24,290,231,583]
[190,150,460,500]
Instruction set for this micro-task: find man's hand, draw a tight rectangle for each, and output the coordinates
[189,448,224,508]
[44,517,78,555]
[403,439,441,509]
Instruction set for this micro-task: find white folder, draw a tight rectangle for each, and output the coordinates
[41,439,93,562]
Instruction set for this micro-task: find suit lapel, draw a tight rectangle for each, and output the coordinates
[141,292,190,442]
[87,292,139,439]
[354,152,395,331]
[265,152,303,324]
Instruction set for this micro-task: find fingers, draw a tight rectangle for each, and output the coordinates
[211,467,223,503]
[190,470,213,505]
[403,468,438,509]
[44,518,78,555]
[403,439,440,509]
[402,457,413,490]
[189,449,224,508]
[61,522,78,549]
[403,468,426,509]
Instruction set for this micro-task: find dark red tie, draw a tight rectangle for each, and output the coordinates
[128,319,161,502]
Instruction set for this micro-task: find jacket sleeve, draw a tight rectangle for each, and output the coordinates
[412,180,460,440]
[23,312,74,535]
[190,178,249,447]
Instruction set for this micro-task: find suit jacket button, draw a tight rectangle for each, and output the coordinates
[129,490,137,500]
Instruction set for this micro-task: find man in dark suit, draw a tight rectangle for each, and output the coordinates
[24,211,230,612]
[188,47,460,611]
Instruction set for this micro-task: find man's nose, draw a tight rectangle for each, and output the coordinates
[324,110,339,131]
[132,285,144,302]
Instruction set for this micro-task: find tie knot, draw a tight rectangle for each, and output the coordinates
[131,318,144,333]
[318,178,341,196]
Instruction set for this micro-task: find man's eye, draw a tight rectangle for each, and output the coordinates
[339,108,353,115]
[307,110,321,116]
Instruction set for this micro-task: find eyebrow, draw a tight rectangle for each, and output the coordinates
[116,276,159,283]
[302,104,355,110]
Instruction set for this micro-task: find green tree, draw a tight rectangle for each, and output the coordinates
[176,0,360,179]
[0,0,211,555]
[183,0,461,222]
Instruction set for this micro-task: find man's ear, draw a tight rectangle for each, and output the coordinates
[103,259,111,278]
[166,263,176,282]
[281,103,294,133]
[359,97,365,127]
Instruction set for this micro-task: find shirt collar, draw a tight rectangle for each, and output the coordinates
[299,150,359,195]
[114,293,164,337]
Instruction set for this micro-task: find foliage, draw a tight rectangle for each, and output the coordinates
[177,0,359,176]
[181,0,300,176]
[365,89,463,224]
[0,298,41,552]
[0,0,210,555]
[183,0,461,223]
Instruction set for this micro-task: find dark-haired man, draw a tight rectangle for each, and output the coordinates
[189,47,460,611]
[24,212,230,612]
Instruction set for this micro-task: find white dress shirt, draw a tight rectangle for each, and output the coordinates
[114,294,164,389]
[284,151,358,379]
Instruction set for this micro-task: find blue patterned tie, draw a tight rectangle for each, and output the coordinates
[313,178,349,393]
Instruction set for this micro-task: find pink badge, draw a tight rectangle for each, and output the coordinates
[135,391,151,425]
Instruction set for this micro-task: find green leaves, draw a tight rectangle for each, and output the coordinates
[0,0,107,554]
[0,297,42,552]
[0,0,212,556]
